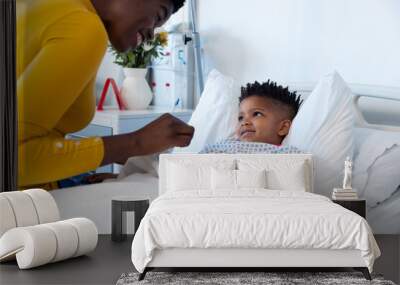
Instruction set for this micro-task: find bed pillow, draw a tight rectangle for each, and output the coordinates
[211,168,267,190]
[166,160,235,192]
[211,168,236,190]
[236,169,267,189]
[283,71,354,197]
[353,127,400,207]
[237,158,308,192]
[173,69,240,153]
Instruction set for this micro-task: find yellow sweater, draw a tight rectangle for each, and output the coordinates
[17,0,108,189]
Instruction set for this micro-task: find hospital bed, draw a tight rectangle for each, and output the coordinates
[48,83,398,280]
[50,83,400,236]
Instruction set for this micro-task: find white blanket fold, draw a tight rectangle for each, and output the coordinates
[117,155,159,179]
[131,190,380,273]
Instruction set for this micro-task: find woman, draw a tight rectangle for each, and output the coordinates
[17,0,194,189]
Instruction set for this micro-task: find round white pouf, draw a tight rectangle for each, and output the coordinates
[24,189,60,224]
[1,192,39,227]
[0,196,17,237]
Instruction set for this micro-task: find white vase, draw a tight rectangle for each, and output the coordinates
[120,68,153,110]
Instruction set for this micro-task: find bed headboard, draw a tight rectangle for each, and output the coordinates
[159,153,314,195]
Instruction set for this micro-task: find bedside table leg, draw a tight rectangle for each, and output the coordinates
[112,201,125,242]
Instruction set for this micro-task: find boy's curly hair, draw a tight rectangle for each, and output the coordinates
[171,0,185,12]
[240,80,303,119]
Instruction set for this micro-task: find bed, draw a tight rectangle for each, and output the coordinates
[130,153,381,280]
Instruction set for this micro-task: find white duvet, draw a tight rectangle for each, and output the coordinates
[131,190,380,273]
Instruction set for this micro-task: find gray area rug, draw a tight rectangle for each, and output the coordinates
[116,272,396,285]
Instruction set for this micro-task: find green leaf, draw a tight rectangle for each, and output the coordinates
[108,33,169,68]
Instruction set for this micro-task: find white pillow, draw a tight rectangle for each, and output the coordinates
[167,160,235,191]
[236,169,267,189]
[283,71,354,196]
[167,162,210,191]
[211,168,236,190]
[237,158,308,192]
[173,69,240,153]
[211,168,267,190]
[353,127,400,207]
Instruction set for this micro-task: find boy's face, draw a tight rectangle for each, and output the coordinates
[235,96,292,145]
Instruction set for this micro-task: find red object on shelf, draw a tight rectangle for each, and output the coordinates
[97,78,126,111]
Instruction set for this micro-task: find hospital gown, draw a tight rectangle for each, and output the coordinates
[200,139,302,154]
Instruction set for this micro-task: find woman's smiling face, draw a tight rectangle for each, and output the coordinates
[106,0,174,52]
[236,96,291,145]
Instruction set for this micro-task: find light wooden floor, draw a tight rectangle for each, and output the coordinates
[0,235,399,285]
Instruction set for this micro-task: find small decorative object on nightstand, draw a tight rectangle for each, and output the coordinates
[332,157,366,218]
[111,196,150,242]
[332,199,366,218]
[332,156,359,200]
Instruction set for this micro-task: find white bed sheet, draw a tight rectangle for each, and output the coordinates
[131,190,380,273]
[50,173,159,234]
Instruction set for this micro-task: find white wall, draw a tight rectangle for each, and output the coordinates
[197,0,400,88]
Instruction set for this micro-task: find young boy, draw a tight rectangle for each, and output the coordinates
[84,80,303,183]
[200,79,303,154]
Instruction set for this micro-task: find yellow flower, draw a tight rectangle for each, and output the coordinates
[158,32,168,47]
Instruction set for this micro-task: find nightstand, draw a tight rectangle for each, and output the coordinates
[69,107,192,173]
[111,196,150,242]
[332,199,366,218]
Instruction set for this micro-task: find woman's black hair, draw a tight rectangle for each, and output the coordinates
[171,0,185,12]
[240,80,303,119]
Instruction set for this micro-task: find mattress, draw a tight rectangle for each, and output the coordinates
[131,190,380,273]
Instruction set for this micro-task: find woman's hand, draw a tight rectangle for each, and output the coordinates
[133,113,194,155]
[101,113,194,166]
